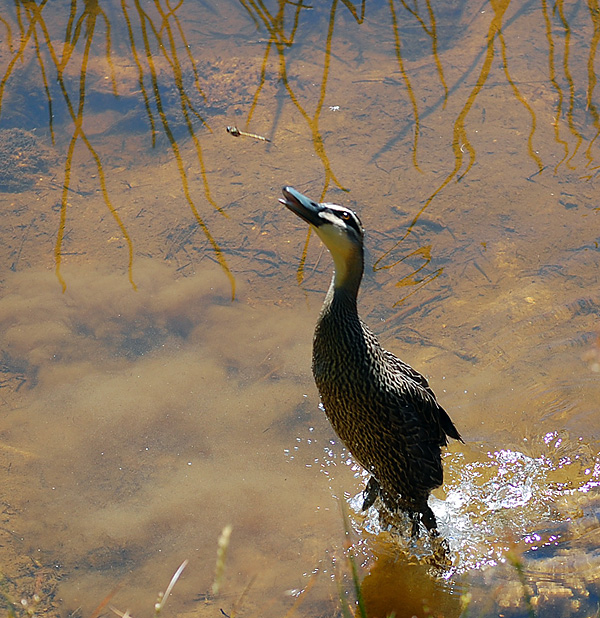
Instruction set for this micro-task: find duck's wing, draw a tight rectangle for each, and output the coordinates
[382,349,463,444]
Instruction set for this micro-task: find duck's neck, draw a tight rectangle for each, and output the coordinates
[331,245,364,298]
[320,248,364,321]
[314,260,367,373]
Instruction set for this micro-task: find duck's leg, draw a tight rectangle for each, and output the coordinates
[410,512,422,538]
[421,504,438,534]
[362,476,380,511]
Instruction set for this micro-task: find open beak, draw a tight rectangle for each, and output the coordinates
[279,186,323,227]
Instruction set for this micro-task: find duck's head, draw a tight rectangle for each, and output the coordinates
[279,186,364,292]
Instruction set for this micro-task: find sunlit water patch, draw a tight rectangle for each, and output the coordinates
[286,423,600,581]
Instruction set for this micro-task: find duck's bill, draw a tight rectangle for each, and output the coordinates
[279,186,323,227]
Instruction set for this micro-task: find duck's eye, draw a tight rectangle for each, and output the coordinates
[340,211,351,221]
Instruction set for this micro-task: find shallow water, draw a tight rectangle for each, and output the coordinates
[0,1,599,617]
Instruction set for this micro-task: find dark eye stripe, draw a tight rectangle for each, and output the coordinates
[341,211,363,234]
[323,204,363,235]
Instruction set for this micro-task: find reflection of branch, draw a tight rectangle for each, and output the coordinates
[555,0,584,169]
[497,30,543,173]
[120,0,234,295]
[0,1,235,295]
[247,39,272,128]
[398,0,448,106]
[164,1,209,106]
[390,0,422,173]
[278,42,348,198]
[425,0,448,107]
[369,0,539,165]
[584,0,600,171]
[244,0,361,198]
[314,0,348,198]
[541,0,570,173]
[0,2,45,121]
[392,245,443,307]
[121,0,158,145]
[282,0,347,198]
[389,0,450,171]
[340,0,365,24]
[150,1,211,131]
[1,2,136,292]
[0,12,13,54]
[439,2,508,178]
[150,1,228,225]
[374,0,509,276]
[27,2,56,144]
[50,2,137,292]
[129,0,235,296]
[242,0,367,284]
[100,7,120,97]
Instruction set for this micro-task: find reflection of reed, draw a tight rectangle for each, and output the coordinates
[0,1,234,295]
[122,0,235,295]
[390,0,449,172]
[541,0,573,173]
[497,26,544,173]
[376,0,547,304]
[554,0,584,169]
[239,0,365,284]
[241,0,365,200]
[585,0,600,170]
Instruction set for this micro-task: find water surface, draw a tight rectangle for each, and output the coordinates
[0,1,599,617]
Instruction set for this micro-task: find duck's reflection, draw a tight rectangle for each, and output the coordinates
[359,538,463,618]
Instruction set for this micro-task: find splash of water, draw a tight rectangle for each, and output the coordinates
[286,425,600,575]
[353,431,600,574]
